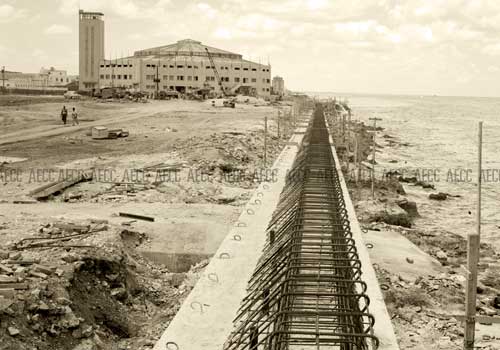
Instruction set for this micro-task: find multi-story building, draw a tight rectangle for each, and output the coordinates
[79,10,105,92]
[78,10,271,97]
[98,39,271,97]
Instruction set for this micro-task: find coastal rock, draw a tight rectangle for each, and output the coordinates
[429,192,448,201]
[436,250,448,262]
[415,181,435,189]
[397,199,420,217]
[355,200,412,228]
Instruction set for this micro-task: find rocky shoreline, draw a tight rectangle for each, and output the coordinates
[328,103,500,350]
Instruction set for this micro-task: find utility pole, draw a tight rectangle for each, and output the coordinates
[346,110,352,178]
[464,121,483,350]
[264,116,268,168]
[369,117,382,200]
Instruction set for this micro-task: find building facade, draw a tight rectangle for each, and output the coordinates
[79,10,105,91]
[77,10,271,97]
[97,39,271,97]
[40,67,72,86]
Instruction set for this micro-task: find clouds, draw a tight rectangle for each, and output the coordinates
[0,3,26,23]
[45,24,72,35]
[2,0,500,95]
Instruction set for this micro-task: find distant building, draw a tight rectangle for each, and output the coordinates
[2,71,47,89]
[1,68,73,90]
[79,10,105,91]
[78,10,271,97]
[40,67,72,86]
[272,76,285,96]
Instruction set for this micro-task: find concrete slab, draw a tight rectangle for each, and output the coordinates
[153,130,307,350]
[364,229,444,282]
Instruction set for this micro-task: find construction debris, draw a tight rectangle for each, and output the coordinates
[91,126,129,139]
[29,172,93,200]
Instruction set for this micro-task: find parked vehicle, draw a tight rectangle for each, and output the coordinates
[64,91,81,100]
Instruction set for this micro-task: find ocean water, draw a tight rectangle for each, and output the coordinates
[312,93,500,249]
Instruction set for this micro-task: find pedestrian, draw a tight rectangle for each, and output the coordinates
[71,107,79,126]
[61,106,68,125]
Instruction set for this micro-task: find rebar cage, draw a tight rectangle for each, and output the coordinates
[223,104,379,350]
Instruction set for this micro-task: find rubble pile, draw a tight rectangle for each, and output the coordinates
[0,221,190,350]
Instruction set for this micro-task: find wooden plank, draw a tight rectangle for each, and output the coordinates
[30,172,93,199]
[119,212,155,222]
[0,282,28,290]
[6,259,40,265]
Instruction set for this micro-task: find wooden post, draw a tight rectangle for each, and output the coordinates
[369,117,382,200]
[464,121,483,349]
[264,116,268,168]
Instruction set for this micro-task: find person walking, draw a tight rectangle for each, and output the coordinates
[71,107,79,126]
[61,106,68,125]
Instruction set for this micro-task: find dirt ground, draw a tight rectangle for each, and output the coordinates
[0,95,296,350]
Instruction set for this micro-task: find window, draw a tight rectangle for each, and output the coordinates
[112,75,116,79]
[100,65,105,68]
[129,75,133,79]
[169,65,174,68]
[163,75,169,80]
[188,65,192,68]
[106,65,110,68]
[252,68,256,71]
[130,65,133,68]
[163,65,167,68]
[243,78,248,83]
[206,66,211,69]
[235,77,240,83]
[243,68,248,71]
[118,65,122,67]
[177,65,184,68]
[235,67,240,70]
[117,75,121,79]
[251,78,256,83]
[177,75,184,81]
[106,75,110,79]
[147,64,151,67]
[187,76,192,81]
[194,76,199,81]
[124,75,128,80]
[169,75,174,80]
[194,65,199,69]
[266,79,270,83]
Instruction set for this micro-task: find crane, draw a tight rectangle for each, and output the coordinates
[205,48,235,107]
[205,47,227,97]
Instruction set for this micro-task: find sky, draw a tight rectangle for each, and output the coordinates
[1,0,500,96]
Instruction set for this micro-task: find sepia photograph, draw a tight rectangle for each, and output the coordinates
[0,1,499,349]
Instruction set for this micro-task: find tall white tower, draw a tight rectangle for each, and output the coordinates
[79,10,104,92]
